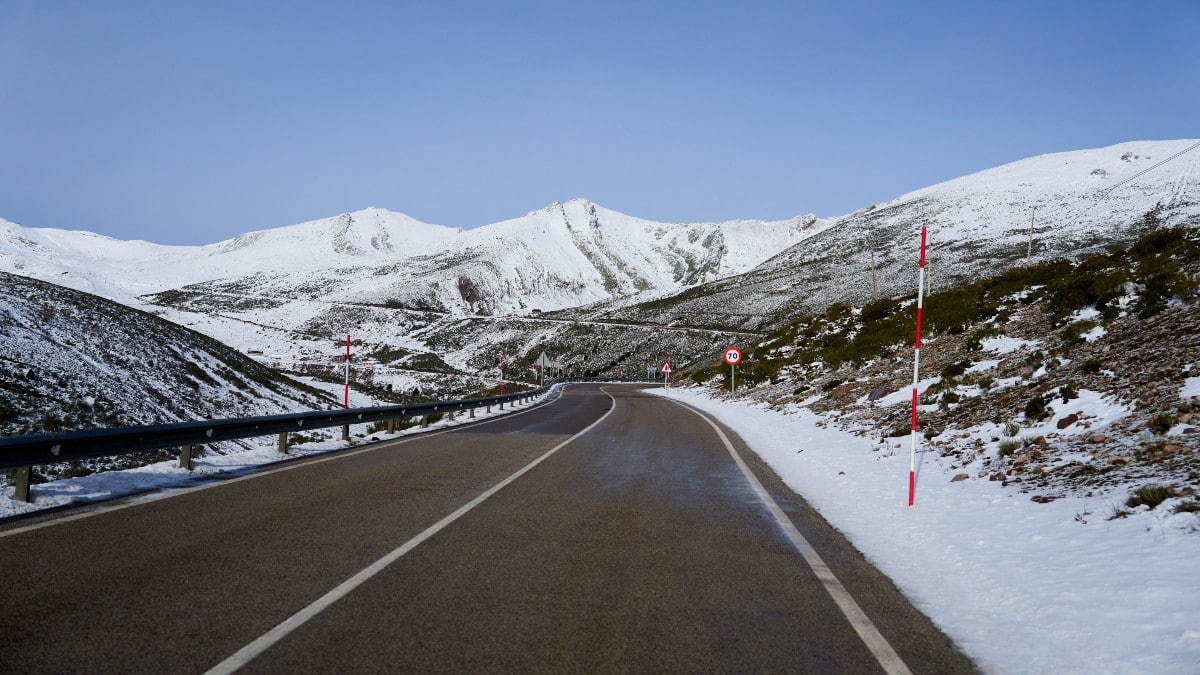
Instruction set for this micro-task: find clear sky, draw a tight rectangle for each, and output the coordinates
[1,1,1196,245]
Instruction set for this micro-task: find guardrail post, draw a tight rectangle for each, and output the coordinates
[469,408,475,419]
[278,432,288,454]
[342,424,350,441]
[387,418,396,433]
[179,446,194,471]
[500,401,505,410]
[448,411,455,421]
[421,415,430,428]
[486,404,491,413]
[14,466,31,503]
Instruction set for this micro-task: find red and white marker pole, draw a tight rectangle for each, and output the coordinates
[343,334,351,409]
[909,227,927,507]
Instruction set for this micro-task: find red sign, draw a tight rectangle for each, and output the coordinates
[723,347,742,366]
[658,361,673,375]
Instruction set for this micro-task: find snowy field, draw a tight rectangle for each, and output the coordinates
[654,387,1200,675]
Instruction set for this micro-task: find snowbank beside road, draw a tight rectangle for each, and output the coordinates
[655,387,1200,674]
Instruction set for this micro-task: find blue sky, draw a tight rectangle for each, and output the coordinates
[1,1,1196,245]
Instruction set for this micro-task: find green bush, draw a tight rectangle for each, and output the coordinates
[1126,484,1177,510]
[940,360,972,379]
[1061,320,1098,344]
[1024,395,1048,421]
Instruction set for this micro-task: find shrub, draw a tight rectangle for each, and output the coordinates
[1024,395,1048,421]
[860,297,899,322]
[998,439,1021,456]
[1080,359,1103,374]
[940,360,972,379]
[1147,413,1177,434]
[1061,320,1098,344]
[1058,384,1079,403]
[1126,484,1178,510]
[1173,499,1200,514]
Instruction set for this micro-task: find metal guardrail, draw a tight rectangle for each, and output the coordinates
[0,387,550,502]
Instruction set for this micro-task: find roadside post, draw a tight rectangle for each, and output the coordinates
[723,346,742,399]
[342,334,351,441]
[909,226,928,507]
[659,359,673,387]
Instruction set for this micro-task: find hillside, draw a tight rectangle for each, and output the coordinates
[679,226,1200,508]
[0,270,334,442]
[584,140,1200,332]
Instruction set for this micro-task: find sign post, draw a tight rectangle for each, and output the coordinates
[343,334,351,409]
[342,334,351,441]
[909,226,928,507]
[658,360,673,387]
[723,346,742,399]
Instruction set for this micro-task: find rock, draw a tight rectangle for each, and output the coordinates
[1165,444,1180,453]
[1057,413,1080,430]
[989,472,1005,481]
[1089,434,1107,443]
[867,387,895,402]
[951,473,970,482]
[1031,495,1057,503]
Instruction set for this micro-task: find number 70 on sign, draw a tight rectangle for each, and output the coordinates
[723,347,742,398]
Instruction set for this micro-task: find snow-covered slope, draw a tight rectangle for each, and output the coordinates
[0,207,461,303]
[0,271,334,436]
[0,200,816,314]
[592,139,1200,330]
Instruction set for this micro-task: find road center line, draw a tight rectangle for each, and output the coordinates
[667,397,913,675]
[205,387,617,674]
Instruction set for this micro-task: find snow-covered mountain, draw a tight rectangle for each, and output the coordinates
[587,139,1200,331]
[0,200,818,313]
[1,139,1196,393]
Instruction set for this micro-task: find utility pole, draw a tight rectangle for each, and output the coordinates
[1026,207,1036,264]
[870,247,878,299]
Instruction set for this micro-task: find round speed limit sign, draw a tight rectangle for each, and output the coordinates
[722,347,742,366]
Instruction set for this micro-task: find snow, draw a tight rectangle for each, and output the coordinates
[1182,376,1200,401]
[981,335,1040,355]
[653,387,1200,674]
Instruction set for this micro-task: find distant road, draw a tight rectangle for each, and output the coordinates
[0,384,972,673]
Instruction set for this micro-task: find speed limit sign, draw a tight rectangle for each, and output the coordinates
[723,347,742,366]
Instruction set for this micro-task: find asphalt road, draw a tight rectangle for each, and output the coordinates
[0,384,974,673]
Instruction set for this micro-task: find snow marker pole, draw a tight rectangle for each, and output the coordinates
[344,334,351,409]
[909,227,927,507]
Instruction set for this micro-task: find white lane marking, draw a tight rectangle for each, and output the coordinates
[667,398,913,675]
[0,390,562,540]
[205,388,618,674]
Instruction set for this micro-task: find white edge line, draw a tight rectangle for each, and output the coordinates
[0,390,563,540]
[205,387,617,674]
[666,397,914,675]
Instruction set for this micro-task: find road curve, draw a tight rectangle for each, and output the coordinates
[0,384,973,673]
